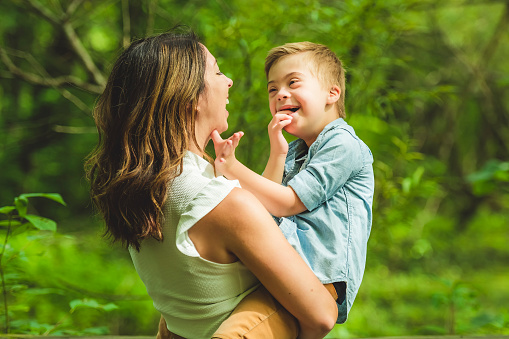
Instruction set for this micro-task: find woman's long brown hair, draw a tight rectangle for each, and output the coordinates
[85,31,206,251]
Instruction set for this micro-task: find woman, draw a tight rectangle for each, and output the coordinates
[86,30,337,339]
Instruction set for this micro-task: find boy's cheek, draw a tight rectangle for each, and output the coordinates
[268,103,276,116]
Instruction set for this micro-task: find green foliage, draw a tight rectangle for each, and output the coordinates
[1,0,508,336]
[0,193,122,335]
[468,160,509,196]
[0,194,138,335]
[0,193,63,333]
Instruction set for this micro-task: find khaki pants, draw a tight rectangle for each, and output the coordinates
[157,284,338,339]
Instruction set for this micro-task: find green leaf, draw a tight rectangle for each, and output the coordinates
[83,326,110,335]
[14,196,28,217]
[0,206,16,215]
[24,214,57,231]
[102,303,119,312]
[69,299,118,312]
[10,284,29,293]
[19,193,67,206]
[10,223,31,236]
[0,220,23,228]
[402,177,412,194]
[412,166,425,184]
[70,298,100,311]
[24,288,66,296]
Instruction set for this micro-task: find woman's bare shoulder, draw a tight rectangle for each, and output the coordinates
[205,187,271,230]
[187,187,274,263]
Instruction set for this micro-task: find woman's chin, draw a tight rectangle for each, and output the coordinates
[217,124,228,134]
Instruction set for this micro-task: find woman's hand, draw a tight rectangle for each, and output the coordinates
[211,129,244,177]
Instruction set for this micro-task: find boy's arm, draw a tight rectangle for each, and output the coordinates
[262,153,286,184]
[262,113,293,184]
[211,130,306,217]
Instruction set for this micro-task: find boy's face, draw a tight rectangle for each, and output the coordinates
[267,53,340,146]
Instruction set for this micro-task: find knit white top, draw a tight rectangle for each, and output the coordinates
[129,151,259,338]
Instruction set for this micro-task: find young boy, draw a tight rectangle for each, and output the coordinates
[212,41,374,328]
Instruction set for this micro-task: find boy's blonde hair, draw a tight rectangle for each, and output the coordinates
[265,42,346,118]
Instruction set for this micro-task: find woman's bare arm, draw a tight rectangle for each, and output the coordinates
[189,187,337,339]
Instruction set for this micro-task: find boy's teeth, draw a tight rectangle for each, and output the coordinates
[226,99,229,104]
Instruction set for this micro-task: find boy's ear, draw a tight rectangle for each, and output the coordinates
[326,85,341,105]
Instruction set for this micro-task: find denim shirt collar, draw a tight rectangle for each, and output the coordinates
[286,118,347,173]
[312,118,347,150]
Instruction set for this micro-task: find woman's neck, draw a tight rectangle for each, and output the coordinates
[187,137,209,158]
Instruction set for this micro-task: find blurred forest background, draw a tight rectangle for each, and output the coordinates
[1,0,508,337]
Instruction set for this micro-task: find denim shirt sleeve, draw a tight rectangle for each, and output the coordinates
[288,129,363,211]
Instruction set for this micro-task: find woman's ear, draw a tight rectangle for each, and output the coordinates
[194,96,204,116]
[326,85,341,105]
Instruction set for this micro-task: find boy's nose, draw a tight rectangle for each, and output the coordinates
[277,90,289,100]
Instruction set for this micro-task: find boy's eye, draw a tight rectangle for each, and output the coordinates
[217,71,224,75]
[289,79,298,86]
[268,88,276,93]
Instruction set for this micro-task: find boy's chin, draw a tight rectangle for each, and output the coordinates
[283,125,302,138]
[283,125,296,135]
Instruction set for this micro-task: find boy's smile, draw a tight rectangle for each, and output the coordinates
[279,104,301,114]
[267,52,340,146]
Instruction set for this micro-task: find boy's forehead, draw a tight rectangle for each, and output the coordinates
[268,53,317,81]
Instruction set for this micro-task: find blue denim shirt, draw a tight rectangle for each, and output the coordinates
[277,118,374,323]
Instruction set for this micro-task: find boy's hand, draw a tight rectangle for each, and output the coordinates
[211,130,244,176]
[268,113,292,155]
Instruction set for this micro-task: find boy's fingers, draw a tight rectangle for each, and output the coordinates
[275,112,293,120]
[270,118,292,133]
[270,114,292,128]
[279,119,292,127]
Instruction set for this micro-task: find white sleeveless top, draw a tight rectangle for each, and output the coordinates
[129,151,259,338]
